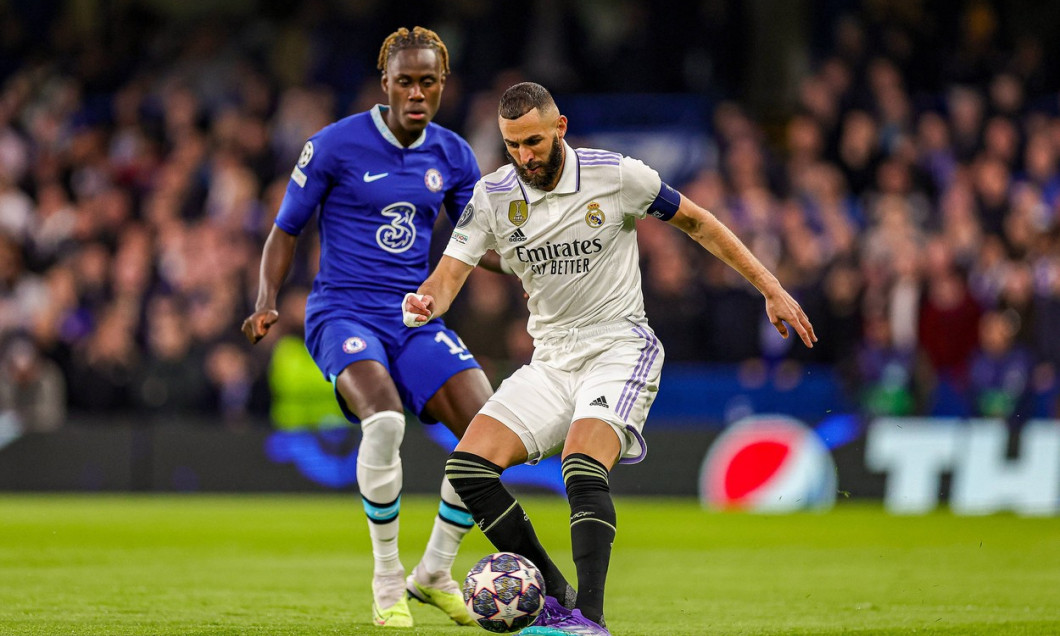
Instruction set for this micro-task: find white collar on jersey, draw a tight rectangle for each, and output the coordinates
[516,140,580,203]
[371,104,428,149]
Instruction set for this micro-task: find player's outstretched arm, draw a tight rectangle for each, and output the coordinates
[241,225,298,344]
[667,194,817,348]
[403,255,475,327]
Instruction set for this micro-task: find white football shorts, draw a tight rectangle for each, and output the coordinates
[479,318,664,464]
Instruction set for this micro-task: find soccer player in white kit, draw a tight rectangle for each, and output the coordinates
[403,82,816,636]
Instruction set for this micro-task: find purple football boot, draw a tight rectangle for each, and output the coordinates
[519,606,611,636]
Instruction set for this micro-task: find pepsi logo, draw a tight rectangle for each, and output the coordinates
[699,415,836,512]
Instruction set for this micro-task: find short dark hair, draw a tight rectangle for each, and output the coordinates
[498,82,556,120]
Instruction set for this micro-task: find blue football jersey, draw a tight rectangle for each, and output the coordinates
[275,105,480,320]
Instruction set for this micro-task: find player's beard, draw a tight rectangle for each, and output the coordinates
[512,135,564,190]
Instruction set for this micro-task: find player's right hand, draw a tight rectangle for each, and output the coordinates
[402,293,433,327]
[241,309,279,344]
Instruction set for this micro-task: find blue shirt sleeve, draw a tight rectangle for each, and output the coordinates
[275,135,335,235]
[442,141,481,227]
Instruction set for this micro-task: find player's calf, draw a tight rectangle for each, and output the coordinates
[563,453,616,627]
[446,451,575,603]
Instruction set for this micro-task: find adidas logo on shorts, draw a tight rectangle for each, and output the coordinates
[509,228,527,242]
[589,395,609,408]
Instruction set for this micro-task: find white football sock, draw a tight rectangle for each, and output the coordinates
[357,410,405,573]
[418,476,474,577]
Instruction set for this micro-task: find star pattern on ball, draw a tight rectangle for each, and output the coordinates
[490,595,525,627]
[466,561,507,598]
[517,564,541,596]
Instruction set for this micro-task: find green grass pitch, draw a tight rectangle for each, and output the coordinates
[1,495,1057,635]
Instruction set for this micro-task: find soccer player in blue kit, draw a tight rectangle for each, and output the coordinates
[241,27,494,628]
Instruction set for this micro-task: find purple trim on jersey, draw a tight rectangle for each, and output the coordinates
[516,175,530,203]
[615,325,661,420]
[648,181,681,221]
[573,149,581,191]
[485,170,518,193]
[619,425,648,464]
[576,149,621,160]
[576,149,621,166]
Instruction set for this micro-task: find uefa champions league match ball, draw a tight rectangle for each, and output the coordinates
[462,552,545,633]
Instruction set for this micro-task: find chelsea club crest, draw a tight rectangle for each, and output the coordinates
[342,337,367,354]
[424,169,443,192]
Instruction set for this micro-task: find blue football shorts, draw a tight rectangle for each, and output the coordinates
[305,313,481,424]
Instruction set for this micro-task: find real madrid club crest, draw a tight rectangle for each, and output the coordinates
[585,202,605,228]
[424,168,443,192]
[508,200,529,226]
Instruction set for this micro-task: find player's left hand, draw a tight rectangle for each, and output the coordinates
[764,289,817,348]
[402,292,434,327]
[241,309,279,344]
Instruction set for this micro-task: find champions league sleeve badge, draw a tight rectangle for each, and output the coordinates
[291,140,314,187]
[297,141,314,167]
[456,203,475,228]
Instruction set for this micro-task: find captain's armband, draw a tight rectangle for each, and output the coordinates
[647,182,681,221]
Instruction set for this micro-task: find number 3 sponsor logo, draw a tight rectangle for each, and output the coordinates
[376,202,417,253]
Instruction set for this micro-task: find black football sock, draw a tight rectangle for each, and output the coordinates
[562,453,616,626]
[446,451,574,605]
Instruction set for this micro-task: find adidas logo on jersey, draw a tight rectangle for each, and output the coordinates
[589,395,609,408]
[509,228,527,243]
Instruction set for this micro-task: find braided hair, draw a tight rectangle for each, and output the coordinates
[376,26,450,77]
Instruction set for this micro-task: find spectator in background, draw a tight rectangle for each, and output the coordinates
[0,233,47,336]
[0,164,32,242]
[852,312,932,416]
[947,86,985,163]
[204,339,255,428]
[836,110,881,198]
[808,258,863,367]
[996,260,1037,347]
[135,295,211,418]
[0,333,66,432]
[1019,130,1060,209]
[66,304,140,412]
[969,310,1032,421]
[919,264,982,389]
[642,237,709,362]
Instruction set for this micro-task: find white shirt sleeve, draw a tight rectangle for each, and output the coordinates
[442,184,496,267]
[618,156,664,220]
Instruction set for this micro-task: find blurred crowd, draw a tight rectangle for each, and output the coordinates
[1,1,1059,431]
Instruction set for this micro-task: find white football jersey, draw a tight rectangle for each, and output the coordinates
[445,142,666,341]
